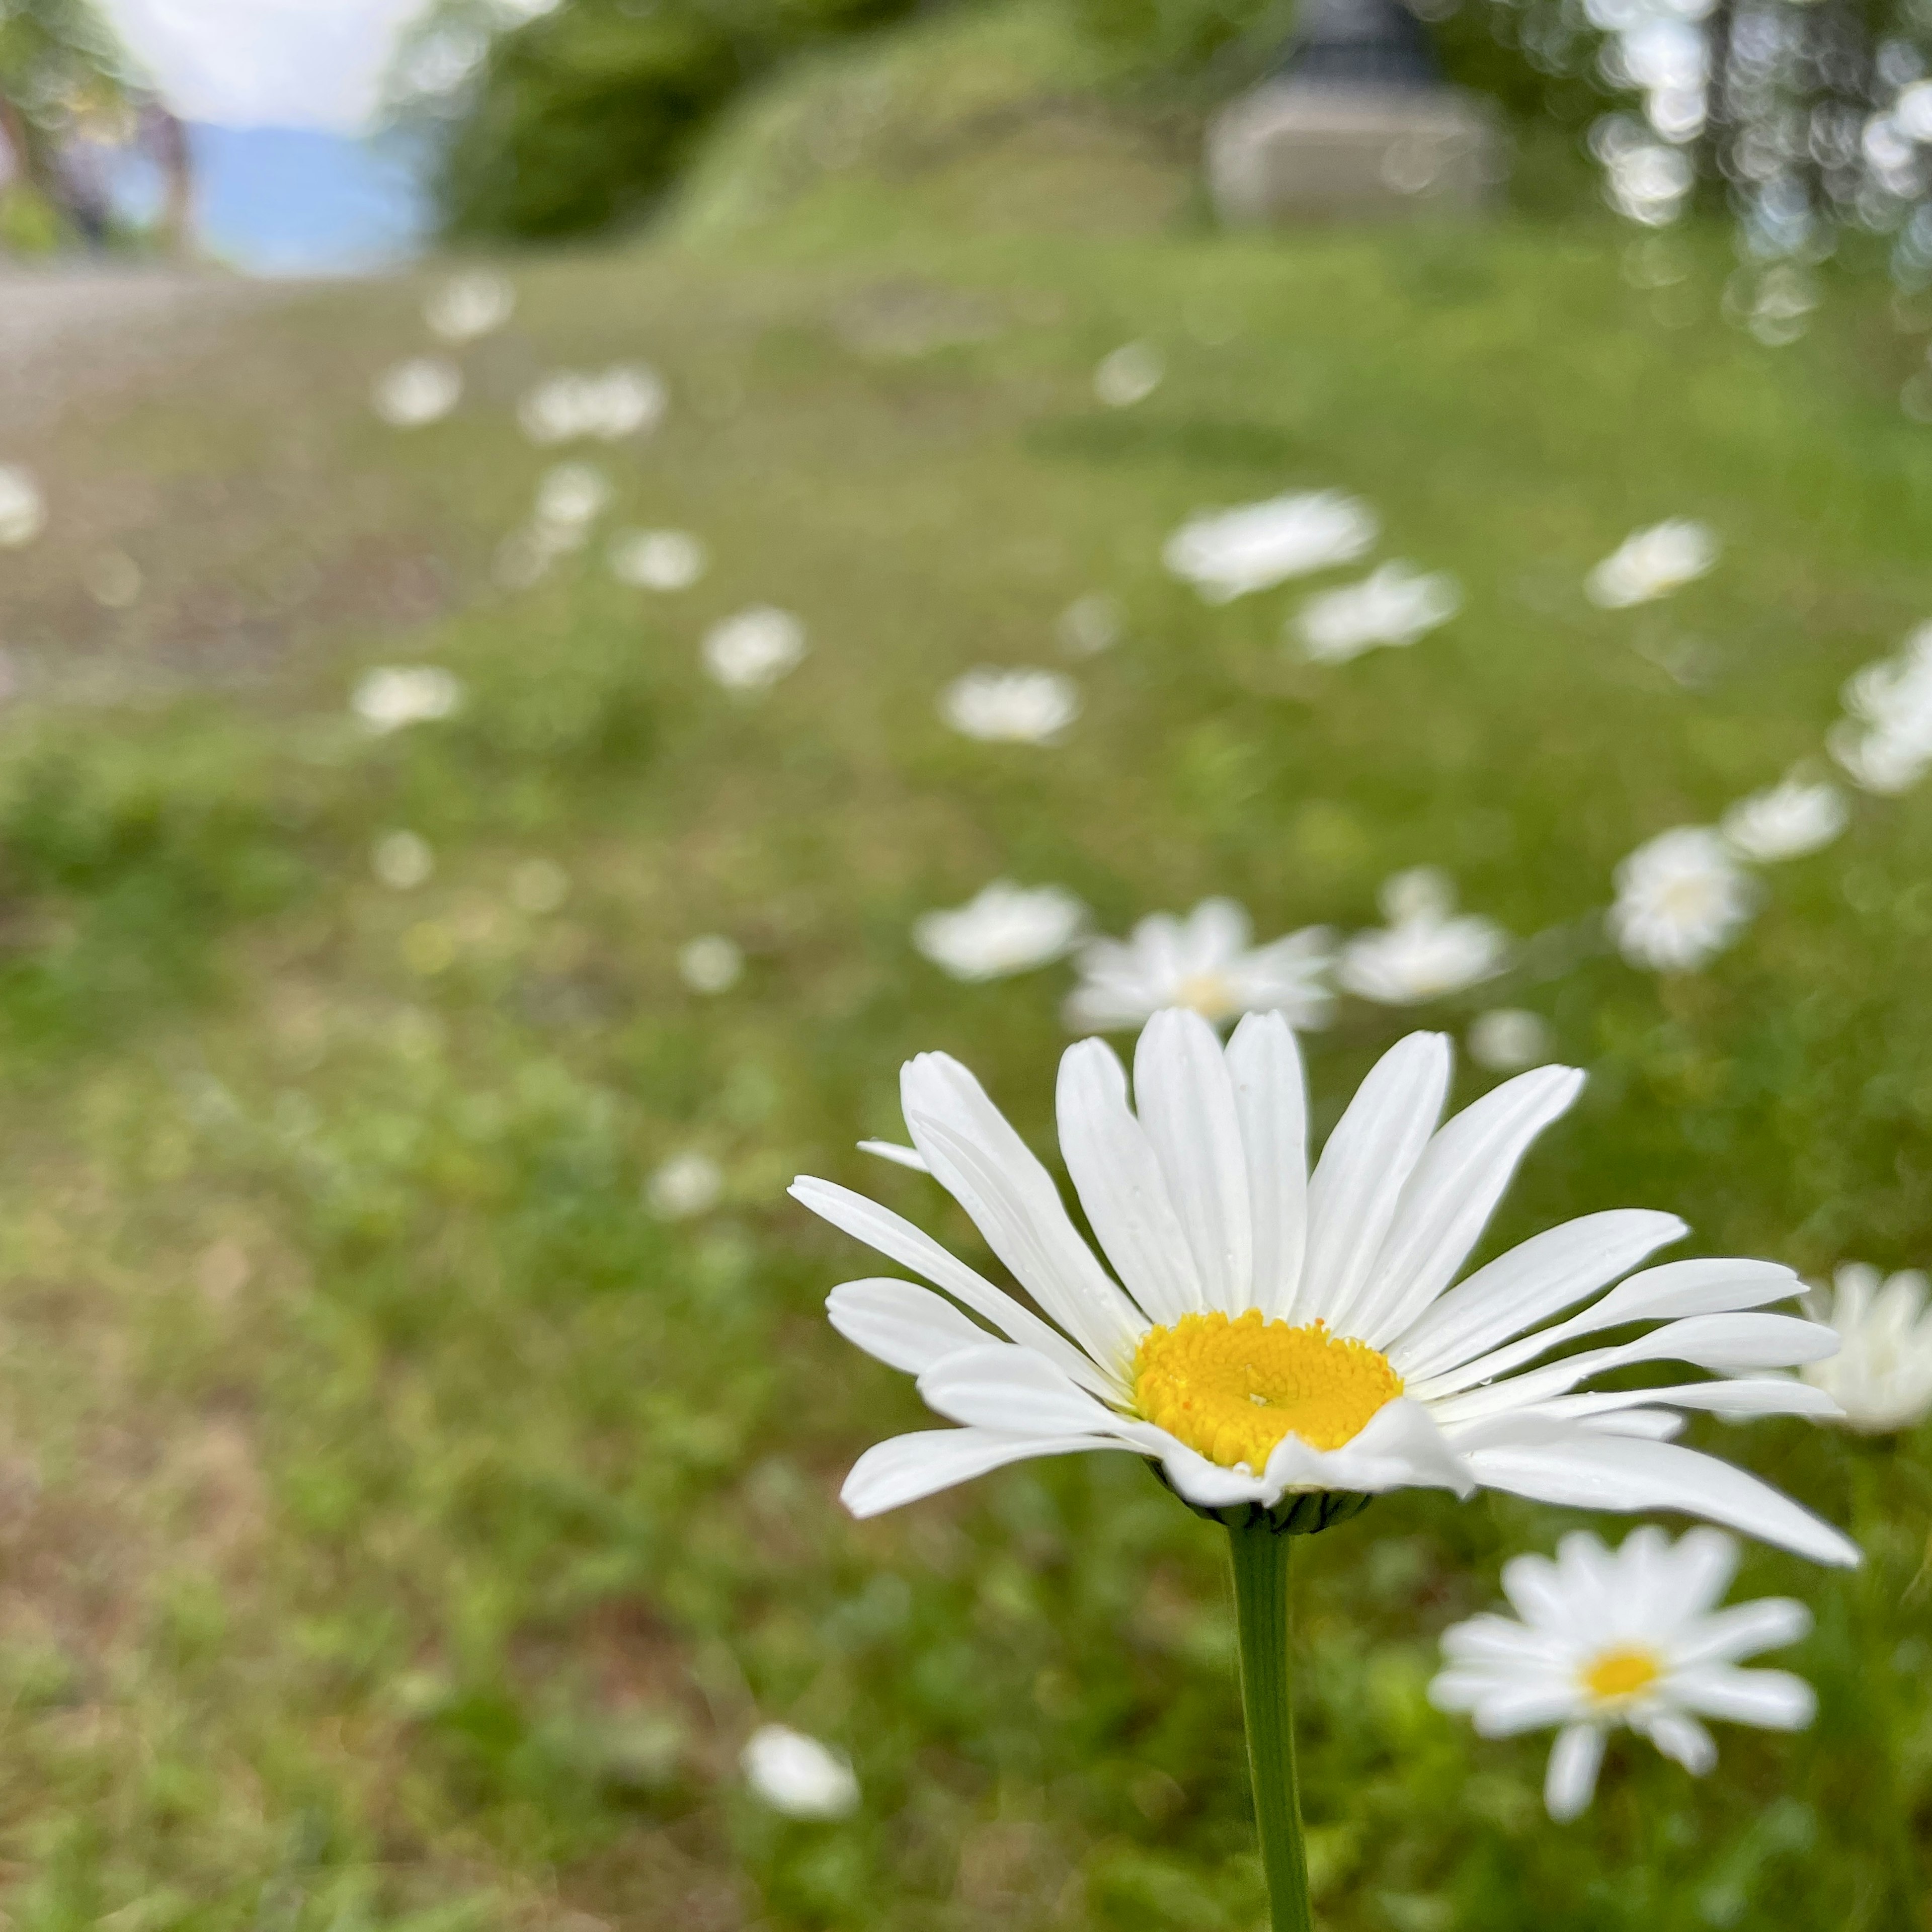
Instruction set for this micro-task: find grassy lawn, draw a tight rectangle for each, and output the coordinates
[2,24,1931,1928]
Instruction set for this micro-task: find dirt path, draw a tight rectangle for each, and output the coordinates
[0,263,290,438]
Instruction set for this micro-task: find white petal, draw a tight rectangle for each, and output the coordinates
[1148,1435,1276,1510]
[1668,1664,1816,1729]
[1227,1012,1310,1321]
[1583,1257,1808,1327]
[1460,1429,1861,1566]
[1535,1379,1844,1423]
[1352,1065,1585,1347]
[790,1177,1125,1399]
[1438,1614,1570,1670]
[1056,1038,1201,1326]
[916,1341,1125,1436]
[858,1139,929,1172]
[826,1278,995,1374]
[1579,1409,1685,1439]
[840,1426,1122,1517]
[1133,1010,1253,1314]
[1670,1598,1811,1667]
[1303,1032,1451,1329]
[1469,1680,1590,1737]
[1642,1710,1717,1774]
[1544,1725,1605,1821]
[1258,1396,1475,1500]
[901,1052,1146,1372]
[1392,1211,1687,1382]
[1500,1548,1579,1631]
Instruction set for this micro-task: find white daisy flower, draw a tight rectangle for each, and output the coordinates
[678,934,744,995]
[1067,900,1334,1033]
[610,528,707,591]
[1719,777,1848,863]
[352,667,465,734]
[1609,827,1759,972]
[1468,1009,1556,1074]
[1164,491,1379,604]
[534,461,611,540]
[1828,720,1932,796]
[0,464,47,547]
[1801,1264,1932,1434]
[647,1150,723,1220]
[1094,341,1165,407]
[518,364,666,444]
[1829,628,1932,794]
[1338,868,1510,1005]
[938,669,1080,745]
[1294,562,1463,665]
[1057,592,1123,658]
[1585,519,1719,608]
[703,606,807,692]
[912,881,1089,982]
[372,357,461,427]
[424,269,515,344]
[741,1724,859,1820]
[794,1014,1853,1557]
[1430,1526,1816,1820]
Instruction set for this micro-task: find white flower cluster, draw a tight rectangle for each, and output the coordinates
[519,364,665,444]
[1830,621,1932,795]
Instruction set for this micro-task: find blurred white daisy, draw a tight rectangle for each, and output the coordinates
[1585,520,1719,608]
[1430,1527,1816,1820]
[1339,869,1511,1005]
[703,606,807,692]
[519,365,665,444]
[0,464,47,547]
[679,934,745,995]
[938,668,1080,745]
[1057,592,1123,658]
[352,667,465,734]
[796,1010,1853,1560]
[610,528,707,591]
[1801,1263,1932,1434]
[1468,1008,1556,1074]
[1164,491,1378,604]
[371,831,434,890]
[1094,341,1165,407]
[1294,563,1463,665]
[912,880,1088,982]
[1609,827,1759,972]
[647,1150,723,1220]
[373,357,462,427]
[742,1724,859,1820]
[534,461,611,538]
[1719,777,1847,863]
[1830,626,1932,794]
[424,269,515,344]
[1066,899,1334,1032]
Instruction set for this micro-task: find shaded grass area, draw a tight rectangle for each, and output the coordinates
[1,123,1931,1932]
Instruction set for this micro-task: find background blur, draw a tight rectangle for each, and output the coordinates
[2,0,1930,1926]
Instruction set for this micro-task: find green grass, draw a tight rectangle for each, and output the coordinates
[3,21,1932,1926]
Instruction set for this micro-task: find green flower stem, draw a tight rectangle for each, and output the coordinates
[1228,1517,1313,1932]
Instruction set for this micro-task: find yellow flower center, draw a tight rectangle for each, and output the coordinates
[1173,971,1239,1021]
[1131,1310,1403,1470]
[1580,1646,1663,1706]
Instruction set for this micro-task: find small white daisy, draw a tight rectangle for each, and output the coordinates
[1430,1526,1816,1820]
[424,269,515,344]
[519,364,666,444]
[1468,1009,1556,1074]
[678,934,745,995]
[1057,592,1123,658]
[0,464,47,547]
[1608,827,1759,972]
[741,1724,859,1820]
[1801,1263,1932,1434]
[647,1151,723,1220]
[938,669,1080,745]
[703,606,807,692]
[1094,341,1165,407]
[1719,777,1848,863]
[1585,519,1719,608]
[1829,719,1932,796]
[1164,491,1379,604]
[373,357,461,427]
[610,528,707,591]
[1338,869,1510,1005]
[534,461,611,538]
[795,1011,1853,1560]
[1066,899,1333,1033]
[912,881,1089,982]
[352,667,465,734]
[1294,563,1462,665]
[1830,626,1932,794]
